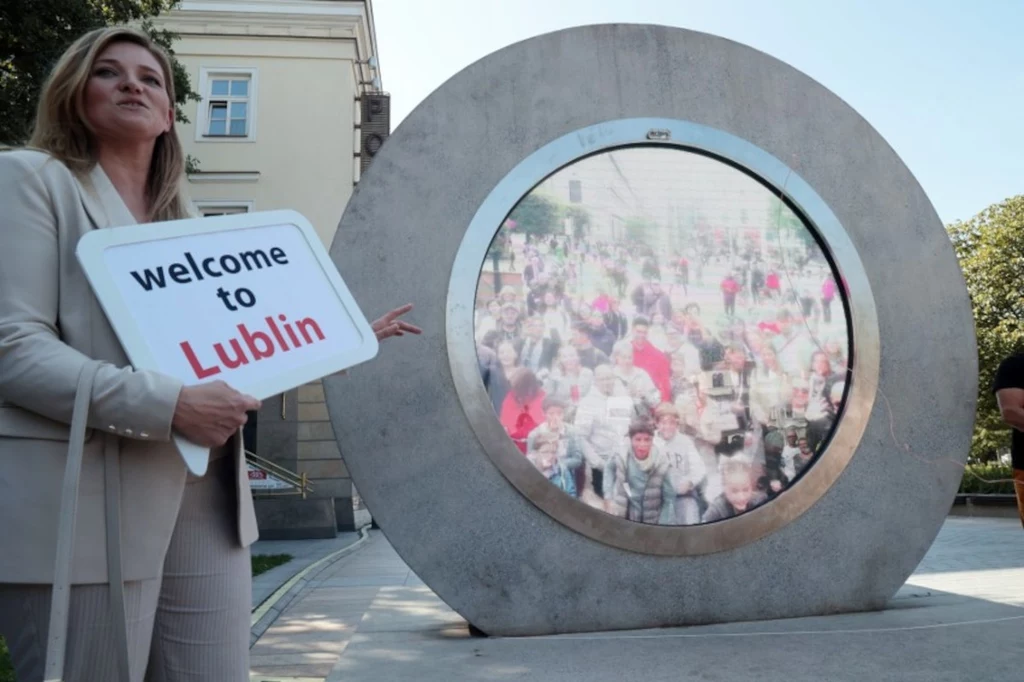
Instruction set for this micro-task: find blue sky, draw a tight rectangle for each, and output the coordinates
[373,0,1023,225]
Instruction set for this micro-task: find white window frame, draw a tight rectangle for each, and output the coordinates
[195,67,259,143]
[193,200,255,217]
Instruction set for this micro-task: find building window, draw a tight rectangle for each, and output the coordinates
[207,77,249,136]
[194,201,254,217]
[196,67,258,142]
[568,179,582,203]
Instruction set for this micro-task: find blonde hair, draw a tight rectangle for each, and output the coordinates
[719,456,753,478]
[530,431,560,451]
[611,339,634,361]
[654,402,680,421]
[28,26,189,222]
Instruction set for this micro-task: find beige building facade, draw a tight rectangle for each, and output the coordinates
[158,0,385,533]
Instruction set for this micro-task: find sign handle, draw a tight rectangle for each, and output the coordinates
[173,434,210,476]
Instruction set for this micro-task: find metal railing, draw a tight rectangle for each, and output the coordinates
[244,450,314,499]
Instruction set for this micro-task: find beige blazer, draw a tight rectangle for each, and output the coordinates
[0,149,259,585]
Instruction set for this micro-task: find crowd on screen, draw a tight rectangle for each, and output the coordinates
[476,229,849,525]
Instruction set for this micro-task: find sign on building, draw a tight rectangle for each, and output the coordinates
[247,464,294,490]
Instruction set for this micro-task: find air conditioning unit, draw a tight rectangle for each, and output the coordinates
[359,93,391,174]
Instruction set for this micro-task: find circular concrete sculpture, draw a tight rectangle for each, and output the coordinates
[325,24,976,636]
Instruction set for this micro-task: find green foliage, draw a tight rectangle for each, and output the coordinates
[565,205,591,240]
[765,197,816,252]
[958,461,1016,495]
[948,196,1024,461]
[0,0,200,171]
[0,636,10,682]
[140,16,200,123]
[624,217,657,245]
[508,193,562,238]
[252,553,292,577]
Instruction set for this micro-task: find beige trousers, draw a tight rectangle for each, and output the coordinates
[0,455,251,682]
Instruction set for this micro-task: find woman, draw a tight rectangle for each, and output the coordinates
[540,289,571,344]
[805,351,838,452]
[474,298,502,343]
[543,346,594,413]
[668,350,700,434]
[526,430,577,496]
[749,345,792,430]
[485,340,518,412]
[496,340,520,377]
[823,336,848,375]
[720,273,740,317]
[497,285,520,310]
[821,273,837,324]
[0,27,419,682]
[647,311,670,352]
[609,340,661,423]
[574,300,594,325]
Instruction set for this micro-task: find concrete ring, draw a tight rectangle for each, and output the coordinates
[326,24,976,635]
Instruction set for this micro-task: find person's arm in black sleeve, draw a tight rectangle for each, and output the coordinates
[994,355,1024,431]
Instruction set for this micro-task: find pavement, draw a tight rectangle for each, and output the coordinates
[246,517,1024,681]
[251,532,363,610]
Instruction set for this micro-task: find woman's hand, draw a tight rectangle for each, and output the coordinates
[331,305,423,378]
[372,303,422,342]
[172,381,261,447]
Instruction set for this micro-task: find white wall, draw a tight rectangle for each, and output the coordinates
[175,35,359,247]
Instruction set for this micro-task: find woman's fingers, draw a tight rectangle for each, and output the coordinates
[398,320,422,334]
[387,303,414,320]
[375,323,400,341]
[374,312,422,341]
[372,303,415,331]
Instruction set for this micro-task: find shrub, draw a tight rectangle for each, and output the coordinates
[252,553,292,577]
[959,461,1016,495]
[0,636,11,682]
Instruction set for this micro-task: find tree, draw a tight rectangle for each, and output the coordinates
[0,1,199,169]
[947,195,1024,461]
[507,193,562,238]
[565,205,591,241]
[624,217,657,245]
[766,197,817,249]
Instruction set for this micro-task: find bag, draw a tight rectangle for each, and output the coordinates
[44,361,130,682]
[509,405,538,454]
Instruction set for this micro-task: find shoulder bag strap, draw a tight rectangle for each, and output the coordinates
[105,432,130,682]
[44,360,101,682]
[43,360,131,682]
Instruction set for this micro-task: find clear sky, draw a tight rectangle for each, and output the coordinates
[373,0,1023,225]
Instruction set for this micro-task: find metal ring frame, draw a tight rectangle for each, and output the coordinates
[446,117,880,556]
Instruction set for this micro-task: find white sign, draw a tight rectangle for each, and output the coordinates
[76,210,379,475]
[247,464,295,491]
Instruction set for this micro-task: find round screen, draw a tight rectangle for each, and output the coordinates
[473,146,850,526]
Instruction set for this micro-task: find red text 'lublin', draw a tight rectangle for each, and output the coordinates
[180,314,326,379]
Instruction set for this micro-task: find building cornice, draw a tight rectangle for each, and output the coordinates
[160,11,361,38]
[177,0,364,17]
[361,0,380,83]
[162,0,378,86]
[161,1,381,90]
[188,171,261,183]
[163,2,375,45]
